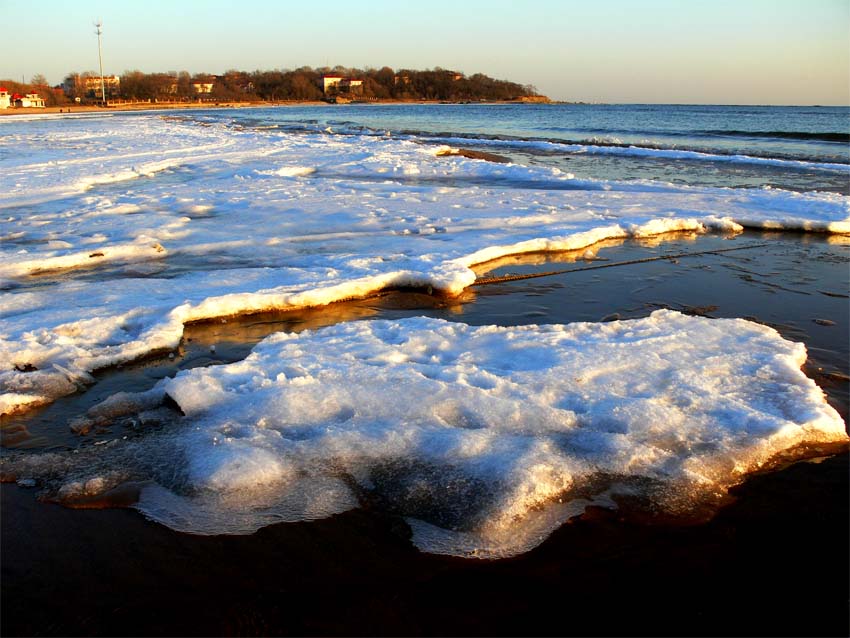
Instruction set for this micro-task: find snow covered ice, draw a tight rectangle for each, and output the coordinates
[0,110,848,557]
[4,312,847,557]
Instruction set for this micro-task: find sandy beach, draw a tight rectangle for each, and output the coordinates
[0,101,329,117]
[0,98,545,117]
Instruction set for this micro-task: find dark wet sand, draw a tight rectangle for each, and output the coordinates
[2,232,848,636]
[2,453,847,637]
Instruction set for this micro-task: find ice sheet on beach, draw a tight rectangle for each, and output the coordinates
[3,312,846,557]
[1,112,849,416]
[1,111,848,557]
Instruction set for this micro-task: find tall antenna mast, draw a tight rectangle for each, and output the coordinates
[94,20,106,105]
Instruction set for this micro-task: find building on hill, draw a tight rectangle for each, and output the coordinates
[322,75,364,97]
[63,74,121,99]
[89,75,121,98]
[322,75,343,94]
[0,87,10,109]
[192,82,214,94]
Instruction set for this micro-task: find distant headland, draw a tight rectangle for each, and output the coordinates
[0,66,549,113]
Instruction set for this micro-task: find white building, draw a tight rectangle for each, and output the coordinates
[322,75,364,96]
[64,74,121,99]
[6,92,46,108]
[322,75,344,93]
[17,93,45,108]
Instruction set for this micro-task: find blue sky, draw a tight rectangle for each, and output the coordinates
[1,0,847,104]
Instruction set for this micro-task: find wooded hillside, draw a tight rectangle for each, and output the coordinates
[57,66,542,102]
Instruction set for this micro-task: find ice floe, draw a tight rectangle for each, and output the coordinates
[2,312,846,557]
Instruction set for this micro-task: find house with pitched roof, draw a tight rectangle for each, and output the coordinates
[3,91,45,108]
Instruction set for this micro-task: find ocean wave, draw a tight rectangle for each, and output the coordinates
[530,125,849,144]
[427,135,850,173]
[259,123,847,171]
[701,129,850,143]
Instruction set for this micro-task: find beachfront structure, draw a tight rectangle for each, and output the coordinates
[8,92,45,108]
[22,93,45,108]
[0,88,45,109]
[82,75,120,98]
[162,76,217,95]
[88,75,120,98]
[63,74,121,99]
[322,75,364,96]
[192,82,214,94]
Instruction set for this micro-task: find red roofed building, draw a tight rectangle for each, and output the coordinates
[12,93,46,108]
[0,87,10,109]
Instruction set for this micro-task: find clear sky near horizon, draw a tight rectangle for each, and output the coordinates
[1,0,847,105]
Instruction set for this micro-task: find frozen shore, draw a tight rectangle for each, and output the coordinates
[0,108,848,564]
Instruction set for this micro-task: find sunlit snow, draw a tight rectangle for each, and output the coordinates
[0,111,847,556]
[4,312,846,557]
[2,112,848,415]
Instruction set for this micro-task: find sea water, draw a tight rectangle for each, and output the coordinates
[224,103,850,191]
[1,103,847,557]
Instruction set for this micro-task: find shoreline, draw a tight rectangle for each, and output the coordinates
[3,452,847,636]
[0,97,550,117]
[2,100,846,118]
[1,104,847,636]
[0,100,327,116]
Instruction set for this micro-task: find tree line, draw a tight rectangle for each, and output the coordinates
[46,66,540,103]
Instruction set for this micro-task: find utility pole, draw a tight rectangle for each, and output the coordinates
[94,20,106,105]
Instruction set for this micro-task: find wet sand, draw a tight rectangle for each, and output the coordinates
[2,453,847,637]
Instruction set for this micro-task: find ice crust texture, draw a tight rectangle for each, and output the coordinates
[154,312,845,556]
[5,312,847,557]
[1,112,848,416]
[1,111,848,556]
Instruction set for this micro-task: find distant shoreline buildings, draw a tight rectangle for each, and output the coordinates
[60,74,223,100]
[0,87,45,109]
[63,74,122,99]
[2,66,544,107]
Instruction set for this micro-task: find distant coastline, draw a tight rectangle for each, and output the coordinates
[0,96,553,117]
